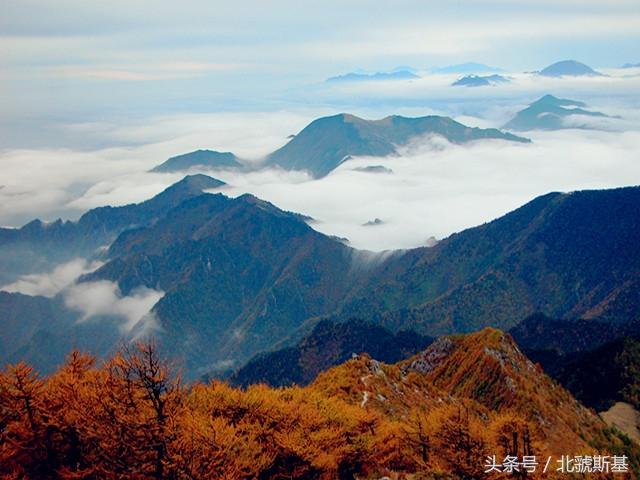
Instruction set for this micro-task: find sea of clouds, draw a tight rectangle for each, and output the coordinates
[1,71,639,336]
[2,72,639,251]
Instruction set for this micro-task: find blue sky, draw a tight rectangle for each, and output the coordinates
[1,0,639,149]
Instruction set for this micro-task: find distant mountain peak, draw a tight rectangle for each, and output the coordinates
[172,173,226,190]
[538,60,603,77]
[452,74,510,87]
[266,113,529,178]
[141,174,226,208]
[503,94,607,131]
[326,69,419,83]
[535,94,587,108]
[150,149,243,173]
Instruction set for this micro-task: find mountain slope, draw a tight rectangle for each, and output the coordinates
[5,330,638,479]
[339,186,640,336]
[554,337,640,412]
[0,175,225,284]
[229,318,433,387]
[84,193,369,375]
[6,181,640,380]
[313,328,633,460]
[0,291,122,374]
[503,94,608,131]
[150,149,242,173]
[508,314,640,416]
[511,316,640,411]
[265,113,529,178]
[508,312,640,357]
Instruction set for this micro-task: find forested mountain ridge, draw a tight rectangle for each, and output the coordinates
[83,191,369,374]
[3,178,640,378]
[0,175,225,284]
[338,186,640,336]
[228,318,434,387]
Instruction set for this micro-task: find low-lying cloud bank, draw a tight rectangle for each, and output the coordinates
[217,128,640,250]
[1,258,164,336]
[0,111,314,225]
[1,258,103,297]
[1,86,639,251]
[64,280,164,334]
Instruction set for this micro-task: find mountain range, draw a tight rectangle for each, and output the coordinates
[338,186,640,338]
[145,113,528,179]
[502,94,608,131]
[228,318,433,387]
[0,175,229,372]
[326,69,419,83]
[228,311,640,419]
[81,190,361,375]
[0,174,226,285]
[4,176,640,379]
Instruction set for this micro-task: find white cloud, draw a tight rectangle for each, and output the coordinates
[0,256,164,336]
[0,80,639,252]
[217,128,640,251]
[0,111,312,224]
[1,258,103,297]
[64,280,164,333]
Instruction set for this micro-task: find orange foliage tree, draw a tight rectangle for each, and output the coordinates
[0,340,630,479]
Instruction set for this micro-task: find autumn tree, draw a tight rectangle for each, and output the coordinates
[93,339,182,479]
[43,350,97,478]
[404,407,433,469]
[489,412,541,479]
[430,404,489,480]
[0,362,50,478]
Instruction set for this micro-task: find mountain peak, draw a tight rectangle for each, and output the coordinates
[535,94,586,108]
[539,60,603,77]
[136,174,226,211]
[503,94,606,131]
[150,149,242,173]
[267,113,529,178]
[172,173,226,191]
[312,328,608,453]
[452,74,510,87]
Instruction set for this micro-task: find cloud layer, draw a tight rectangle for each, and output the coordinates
[1,258,163,335]
[64,280,164,333]
[1,84,640,251]
[218,128,640,250]
[1,258,103,297]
